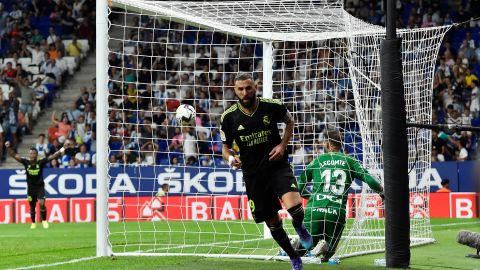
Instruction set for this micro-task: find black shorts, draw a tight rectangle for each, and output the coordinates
[27,185,46,203]
[243,164,298,223]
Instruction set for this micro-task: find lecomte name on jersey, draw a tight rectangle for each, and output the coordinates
[318,159,347,167]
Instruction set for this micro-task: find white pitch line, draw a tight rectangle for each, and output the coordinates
[7,256,97,270]
[144,237,266,252]
[10,221,478,269]
[431,221,480,227]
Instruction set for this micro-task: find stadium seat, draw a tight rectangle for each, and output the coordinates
[78,39,90,54]
[18,57,32,66]
[25,65,40,75]
[159,158,170,165]
[0,84,10,99]
[63,56,77,75]
[2,58,15,67]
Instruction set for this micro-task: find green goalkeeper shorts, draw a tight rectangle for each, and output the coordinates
[304,206,346,257]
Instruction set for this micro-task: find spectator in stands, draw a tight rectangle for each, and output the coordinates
[67,158,77,168]
[72,87,90,119]
[109,154,120,167]
[27,43,45,65]
[0,3,8,36]
[30,29,43,45]
[49,158,60,168]
[66,37,82,59]
[61,10,76,36]
[17,75,35,133]
[74,144,91,168]
[48,43,59,60]
[40,58,61,85]
[437,179,451,192]
[35,134,50,159]
[51,111,72,141]
[456,139,469,161]
[15,63,28,78]
[46,26,59,45]
[292,143,307,165]
[470,80,480,117]
[140,141,158,166]
[170,156,180,166]
[18,41,31,58]
[1,62,16,83]
[2,89,19,147]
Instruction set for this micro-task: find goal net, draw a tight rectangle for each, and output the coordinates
[102,0,450,260]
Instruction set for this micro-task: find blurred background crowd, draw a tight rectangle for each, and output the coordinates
[0,0,95,167]
[0,0,479,168]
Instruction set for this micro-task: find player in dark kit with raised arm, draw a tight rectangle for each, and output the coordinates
[5,141,68,229]
[220,73,312,270]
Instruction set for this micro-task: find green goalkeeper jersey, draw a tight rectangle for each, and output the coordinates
[298,151,382,212]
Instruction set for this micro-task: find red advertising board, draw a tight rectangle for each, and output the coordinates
[15,198,68,223]
[450,193,477,218]
[1,193,478,224]
[213,196,241,220]
[70,198,95,222]
[0,199,14,224]
[429,193,450,218]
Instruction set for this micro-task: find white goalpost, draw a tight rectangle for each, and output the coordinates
[97,0,451,261]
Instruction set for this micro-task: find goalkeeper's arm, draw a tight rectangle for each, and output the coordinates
[364,174,384,199]
[352,159,383,196]
[297,167,312,200]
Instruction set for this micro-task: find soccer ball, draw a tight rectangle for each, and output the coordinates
[175,104,196,125]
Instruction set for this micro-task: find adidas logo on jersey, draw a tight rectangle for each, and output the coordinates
[237,125,245,130]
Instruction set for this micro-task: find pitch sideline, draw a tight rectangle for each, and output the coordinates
[7,256,98,270]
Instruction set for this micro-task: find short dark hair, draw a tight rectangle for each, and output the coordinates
[326,130,342,148]
[441,179,450,186]
[29,148,38,154]
[38,133,45,138]
[234,73,254,82]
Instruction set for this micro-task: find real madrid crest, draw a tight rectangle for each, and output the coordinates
[263,115,270,125]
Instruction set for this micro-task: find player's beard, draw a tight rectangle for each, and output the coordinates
[238,95,256,109]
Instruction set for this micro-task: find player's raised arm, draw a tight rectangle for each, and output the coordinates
[47,142,68,161]
[5,141,22,162]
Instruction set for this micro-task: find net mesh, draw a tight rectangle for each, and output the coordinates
[105,0,450,259]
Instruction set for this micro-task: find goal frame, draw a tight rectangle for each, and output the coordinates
[96,0,111,257]
[95,0,449,260]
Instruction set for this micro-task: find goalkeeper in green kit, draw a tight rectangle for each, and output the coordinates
[297,130,384,262]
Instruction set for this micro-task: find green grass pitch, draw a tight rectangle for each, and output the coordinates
[0,219,479,270]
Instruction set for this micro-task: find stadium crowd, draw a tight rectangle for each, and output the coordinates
[350,0,480,162]
[0,0,95,167]
[102,0,480,168]
[3,0,480,168]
